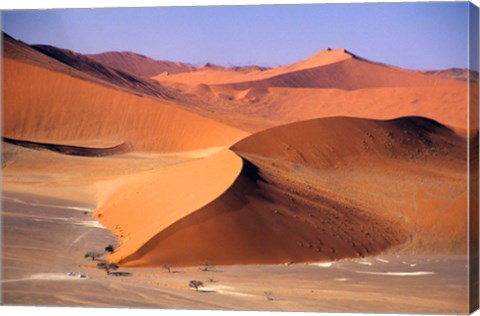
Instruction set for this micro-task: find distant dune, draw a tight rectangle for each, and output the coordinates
[157,48,458,89]
[113,117,467,267]
[33,44,174,99]
[221,49,461,90]
[3,33,177,100]
[88,51,196,77]
[424,68,479,82]
[153,47,470,133]
[3,58,247,151]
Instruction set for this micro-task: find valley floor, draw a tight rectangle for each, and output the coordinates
[1,192,469,313]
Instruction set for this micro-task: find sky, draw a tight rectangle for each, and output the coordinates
[1,2,475,70]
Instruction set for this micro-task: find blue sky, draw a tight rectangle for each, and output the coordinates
[1,2,473,70]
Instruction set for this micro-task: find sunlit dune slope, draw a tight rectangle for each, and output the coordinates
[259,85,469,132]
[233,116,466,167]
[222,54,459,90]
[116,158,408,267]
[153,47,468,132]
[157,48,458,89]
[3,58,247,151]
[98,149,243,264]
[3,33,177,100]
[113,116,467,267]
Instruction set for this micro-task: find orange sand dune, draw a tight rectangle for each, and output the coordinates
[112,116,467,267]
[232,116,468,254]
[33,44,174,99]
[3,33,177,100]
[154,82,469,134]
[157,48,458,89]
[3,58,247,151]
[261,85,469,131]
[96,148,243,264]
[88,51,196,77]
[222,53,457,90]
[3,137,129,157]
[153,48,468,133]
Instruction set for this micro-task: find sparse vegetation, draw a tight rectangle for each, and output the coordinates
[97,261,119,275]
[200,261,212,272]
[189,280,204,291]
[84,251,102,261]
[162,263,172,273]
[105,245,115,253]
[264,291,274,301]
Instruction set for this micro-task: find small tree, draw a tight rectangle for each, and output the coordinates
[189,280,204,291]
[162,263,172,273]
[264,291,274,301]
[84,251,102,261]
[200,261,212,272]
[105,245,115,253]
[97,261,119,275]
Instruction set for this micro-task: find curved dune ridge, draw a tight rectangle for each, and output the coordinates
[109,116,467,267]
[3,58,247,152]
[224,57,456,90]
[2,137,130,157]
[96,148,243,264]
[88,51,196,77]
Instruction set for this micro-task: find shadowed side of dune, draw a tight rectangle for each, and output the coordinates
[220,53,458,91]
[32,44,174,99]
[112,116,469,267]
[2,137,130,157]
[98,149,244,264]
[116,156,409,267]
[88,51,196,77]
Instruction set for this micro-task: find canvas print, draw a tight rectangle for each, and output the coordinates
[1,1,479,314]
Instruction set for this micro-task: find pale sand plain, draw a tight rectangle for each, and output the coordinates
[2,191,469,313]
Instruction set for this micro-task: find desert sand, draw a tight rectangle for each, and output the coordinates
[154,47,471,133]
[1,32,475,312]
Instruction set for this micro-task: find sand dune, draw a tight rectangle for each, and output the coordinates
[221,54,458,90]
[3,137,130,157]
[233,117,468,255]
[33,44,174,99]
[88,51,196,77]
[424,68,479,82]
[3,58,247,151]
[112,116,467,267]
[3,35,471,269]
[3,33,179,100]
[96,148,243,264]
[153,48,468,132]
[232,116,466,167]
[157,48,458,89]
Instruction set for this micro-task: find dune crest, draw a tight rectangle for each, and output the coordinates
[3,59,247,152]
[88,51,196,77]
[112,116,467,267]
[96,148,243,263]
